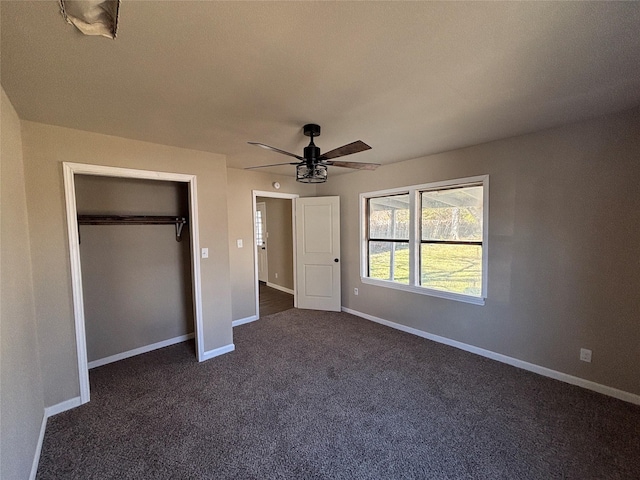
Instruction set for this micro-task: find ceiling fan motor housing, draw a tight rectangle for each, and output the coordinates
[304,144,321,162]
[303,124,322,162]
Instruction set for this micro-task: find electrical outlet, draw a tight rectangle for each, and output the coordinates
[580,348,592,363]
[275,273,278,279]
[354,288,359,296]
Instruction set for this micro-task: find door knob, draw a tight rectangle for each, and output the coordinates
[334,258,339,262]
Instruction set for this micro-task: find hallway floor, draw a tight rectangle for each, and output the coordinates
[259,282,294,316]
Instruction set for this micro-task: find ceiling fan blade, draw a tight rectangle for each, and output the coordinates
[248,142,304,160]
[319,140,371,160]
[245,161,301,170]
[323,160,381,170]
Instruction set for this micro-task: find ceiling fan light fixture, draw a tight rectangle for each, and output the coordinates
[296,164,328,183]
[247,123,378,179]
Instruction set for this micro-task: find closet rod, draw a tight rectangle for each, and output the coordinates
[77,215,188,242]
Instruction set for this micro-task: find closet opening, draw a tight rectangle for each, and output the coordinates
[63,163,204,405]
[76,175,194,369]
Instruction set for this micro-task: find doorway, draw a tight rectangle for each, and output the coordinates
[63,162,204,405]
[252,191,298,318]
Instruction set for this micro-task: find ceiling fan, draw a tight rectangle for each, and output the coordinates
[247,124,380,183]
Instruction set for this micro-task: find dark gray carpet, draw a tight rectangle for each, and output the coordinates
[37,309,640,479]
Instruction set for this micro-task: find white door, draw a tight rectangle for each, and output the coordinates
[295,196,341,311]
[256,202,268,282]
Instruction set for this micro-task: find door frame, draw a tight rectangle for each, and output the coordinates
[63,162,205,404]
[252,190,299,317]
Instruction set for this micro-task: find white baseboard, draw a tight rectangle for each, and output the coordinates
[88,333,195,369]
[266,282,294,295]
[232,315,258,327]
[32,396,83,478]
[200,343,235,362]
[342,307,640,406]
[29,413,48,480]
[44,396,83,417]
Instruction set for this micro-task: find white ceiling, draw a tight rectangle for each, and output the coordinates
[2,1,640,177]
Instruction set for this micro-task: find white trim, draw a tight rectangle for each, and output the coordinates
[62,162,205,402]
[292,199,298,309]
[481,176,489,297]
[44,396,83,418]
[252,190,299,318]
[31,396,83,477]
[232,315,259,327]
[252,190,300,200]
[361,277,486,305]
[343,307,640,406]
[61,162,197,182]
[360,175,489,198]
[187,177,205,362]
[87,334,194,369]
[266,282,295,295]
[29,414,48,480]
[63,164,91,404]
[200,343,235,361]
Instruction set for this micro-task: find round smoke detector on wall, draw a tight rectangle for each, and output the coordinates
[272,182,281,189]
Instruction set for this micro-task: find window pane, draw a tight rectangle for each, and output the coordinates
[421,244,482,296]
[421,186,482,241]
[368,241,409,284]
[369,194,410,240]
[255,210,264,246]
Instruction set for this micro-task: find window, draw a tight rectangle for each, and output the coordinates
[361,176,488,305]
[255,209,265,246]
[368,194,410,284]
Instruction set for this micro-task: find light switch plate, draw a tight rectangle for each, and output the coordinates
[201,248,209,259]
[237,239,243,248]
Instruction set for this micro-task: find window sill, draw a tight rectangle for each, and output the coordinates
[360,277,486,306]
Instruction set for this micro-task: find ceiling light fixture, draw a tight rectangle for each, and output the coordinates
[59,0,120,39]
[296,164,328,183]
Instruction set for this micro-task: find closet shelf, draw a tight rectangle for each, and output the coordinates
[77,215,188,242]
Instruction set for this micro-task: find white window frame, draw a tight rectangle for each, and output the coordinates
[360,175,488,306]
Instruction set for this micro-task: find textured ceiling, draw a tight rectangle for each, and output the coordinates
[2,1,640,177]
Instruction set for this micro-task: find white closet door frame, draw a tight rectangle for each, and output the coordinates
[63,162,205,405]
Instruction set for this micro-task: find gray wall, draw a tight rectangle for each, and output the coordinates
[318,107,640,396]
[1,87,45,479]
[21,121,233,408]
[75,176,193,363]
[260,197,294,291]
